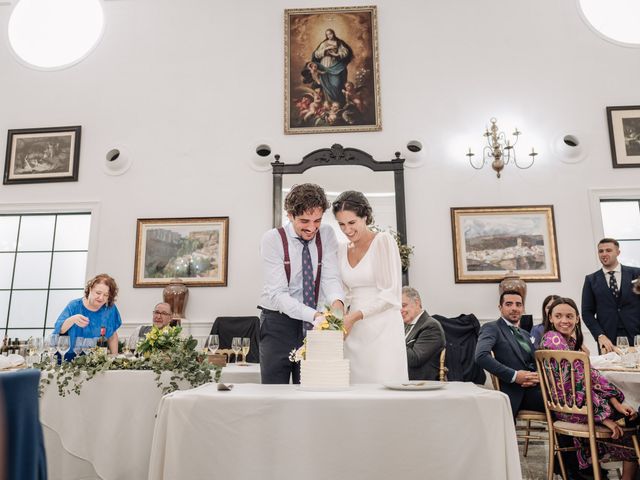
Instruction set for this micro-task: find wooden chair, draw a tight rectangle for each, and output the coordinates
[489,352,547,457]
[438,348,448,381]
[535,349,640,480]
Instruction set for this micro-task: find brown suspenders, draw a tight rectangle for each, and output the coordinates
[277,227,322,306]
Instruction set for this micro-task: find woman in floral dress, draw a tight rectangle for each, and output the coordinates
[540,297,638,480]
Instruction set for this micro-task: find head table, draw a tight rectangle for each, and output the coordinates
[40,363,260,480]
[148,382,522,480]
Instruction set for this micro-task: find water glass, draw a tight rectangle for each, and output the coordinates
[84,337,97,354]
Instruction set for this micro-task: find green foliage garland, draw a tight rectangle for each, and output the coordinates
[37,327,220,397]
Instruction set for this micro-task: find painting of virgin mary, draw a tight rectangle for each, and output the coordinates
[285,6,381,134]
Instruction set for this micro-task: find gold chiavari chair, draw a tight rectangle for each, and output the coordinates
[535,349,640,480]
[489,352,547,457]
[438,348,448,382]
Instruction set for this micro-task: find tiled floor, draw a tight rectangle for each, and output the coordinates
[519,440,623,480]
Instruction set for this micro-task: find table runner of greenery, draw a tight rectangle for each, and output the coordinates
[36,326,220,397]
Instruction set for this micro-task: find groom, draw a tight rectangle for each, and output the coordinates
[258,183,344,384]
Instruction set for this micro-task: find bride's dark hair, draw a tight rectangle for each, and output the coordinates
[332,190,374,225]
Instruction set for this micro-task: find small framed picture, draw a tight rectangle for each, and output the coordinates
[607,105,640,168]
[450,205,560,283]
[284,5,381,134]
[134,217,229,287]
[3,126,81,184]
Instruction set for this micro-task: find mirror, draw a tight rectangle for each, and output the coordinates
[272,143,408,281]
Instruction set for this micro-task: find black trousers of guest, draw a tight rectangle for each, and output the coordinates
[259,309,304,384]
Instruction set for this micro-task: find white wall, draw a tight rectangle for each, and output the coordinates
[1,0,639,336]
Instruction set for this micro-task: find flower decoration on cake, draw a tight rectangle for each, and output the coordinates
[289,343,307,362]
[315,305,346,334]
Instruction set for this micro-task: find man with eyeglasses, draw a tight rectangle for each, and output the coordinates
[138,303,173,337]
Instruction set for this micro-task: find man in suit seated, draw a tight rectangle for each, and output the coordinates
[401,286,445,381]
[582,237,640,353]
[475,290,542,417]
[138,302,172,337]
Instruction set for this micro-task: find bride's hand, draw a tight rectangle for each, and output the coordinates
[343,311,363,335]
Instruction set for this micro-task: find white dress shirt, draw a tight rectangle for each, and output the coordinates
[259,222,344,324]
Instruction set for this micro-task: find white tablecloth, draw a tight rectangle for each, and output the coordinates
[148,382,522,480]
[601,369,640,406]
[219,363,261,383]
[41,364,261,480]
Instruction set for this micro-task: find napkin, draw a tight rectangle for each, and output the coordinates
[589,352,621,368]
[0,354,25,370]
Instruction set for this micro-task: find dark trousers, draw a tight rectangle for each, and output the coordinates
[259,310,304,384]
[512,386,580,474]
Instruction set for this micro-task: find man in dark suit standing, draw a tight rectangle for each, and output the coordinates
[400,286,445,381]
[582,238,640,353]
[475,290,542,417]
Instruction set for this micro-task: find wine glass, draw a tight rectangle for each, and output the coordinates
[128,335,139,357]
[73,337,84,358]
[241,338,251,365]
[231,337,242,364]
[207,335,219,355]
[84,337,97,354]
[58,336,70,362]
[45,334,59,364]
[121,336,131,357]
[616,336,630,356]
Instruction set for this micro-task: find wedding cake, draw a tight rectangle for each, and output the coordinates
[300,330,350,389]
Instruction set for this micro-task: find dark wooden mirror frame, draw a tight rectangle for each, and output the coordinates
[271,143,409,282]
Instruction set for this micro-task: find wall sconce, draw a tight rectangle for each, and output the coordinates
[466,117,537,178]
[553,133,587,164]
[103,147,132,176]
[249,141,274,172]
[403,139,426,168]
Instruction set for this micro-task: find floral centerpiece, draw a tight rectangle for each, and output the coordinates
[289,306,345,362]
[37,326,220,397]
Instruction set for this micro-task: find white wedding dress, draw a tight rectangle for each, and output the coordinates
[339,231,409,384]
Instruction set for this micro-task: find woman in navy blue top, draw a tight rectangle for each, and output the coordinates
[53,273,122,361]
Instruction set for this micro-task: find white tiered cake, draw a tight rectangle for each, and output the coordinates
[300,330,350,389]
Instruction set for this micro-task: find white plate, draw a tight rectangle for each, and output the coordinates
[384,381,446,391]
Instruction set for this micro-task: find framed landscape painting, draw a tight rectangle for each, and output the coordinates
[284,5,381,134]
[3,126,81,184]
[134,217,229,287]
[607,105,640,168]
[450,206,560,283]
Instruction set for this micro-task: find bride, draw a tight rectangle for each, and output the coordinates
[332,191,409,384]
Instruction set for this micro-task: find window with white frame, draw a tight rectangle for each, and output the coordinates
[0,212,91,340]
[599,199,640,267]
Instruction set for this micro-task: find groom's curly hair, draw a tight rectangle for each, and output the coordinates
[284,183,330,217]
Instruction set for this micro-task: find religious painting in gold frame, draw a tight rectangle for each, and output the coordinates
[285,6,381,134]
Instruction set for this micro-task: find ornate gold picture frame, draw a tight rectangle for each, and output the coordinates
[450,205,560,283]
[134,217,229,287]
[284,6,381,134]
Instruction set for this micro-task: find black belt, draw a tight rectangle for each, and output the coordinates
[257,306,280,315]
